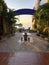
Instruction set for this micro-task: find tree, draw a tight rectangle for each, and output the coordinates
[0,0,7,32]
[6,9,18,33]
[34,3,49,37]
[0,0,7,17]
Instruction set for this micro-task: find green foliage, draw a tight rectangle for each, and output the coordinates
[0,0,17,34]
[0,0,7,15]
[34,3,49,37]
[7,9,16,25]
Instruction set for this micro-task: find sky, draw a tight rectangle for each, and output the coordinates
[5,0,35,10]
[5,0,46,10]
[5,0,46,29]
